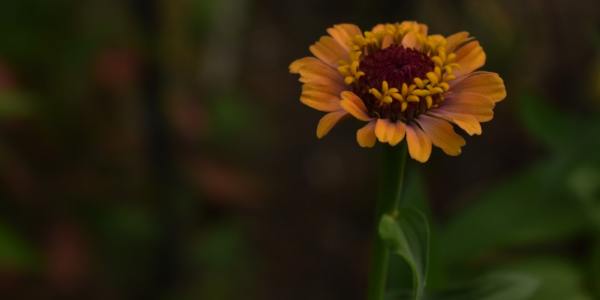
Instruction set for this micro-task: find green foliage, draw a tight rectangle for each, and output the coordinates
[0,91,34,118]
[429,272,538,300]
[433,94,600,298]
[380,208,430,300]
[0,222,39,271]
[502,258,592,300]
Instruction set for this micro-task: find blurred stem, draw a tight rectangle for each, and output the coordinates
[367,144,408,300]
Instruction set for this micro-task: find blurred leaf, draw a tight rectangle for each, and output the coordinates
[517,94,577,151]
[439,159,590,266]
[591,242,600,298]
[518,94,600,155]
[190,0,217,36]
[380,208,430,299]
[567,165,600,228]
[188,222,256,300]
[0,222,38,271]
[429,272,538,300]
[501,258,592,300]
[190,223,246,268]
[0,90,33,118]
[386,273,538,300]
[208,92,271,148]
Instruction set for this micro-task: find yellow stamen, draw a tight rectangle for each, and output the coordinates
[426,72,439,84]
[401,83,408,96]
[413,89,430,97]
[407,95,420,102]
[401,102,408,112]
[369,88,382,99]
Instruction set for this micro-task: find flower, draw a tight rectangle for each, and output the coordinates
[289,21,506,162]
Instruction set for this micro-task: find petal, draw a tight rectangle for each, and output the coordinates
[453,41,486,77]
[446,31,472,52]
[450,71,506,103]
[417,115,465,156]
[402,31,421,49]
[375,119,391,143]
[300,86,342,112]
[428,111,482,136]
[290,57,344,88]
[381,34,394,49]
[371,23,386,33]
[388,121,406,146]
[316,111,347,138]
[302,82,343,97]
[405,124,432,163]
[340,91,371,121]
[441,92,495,122]
[309,36,349,68]
[356,121,377,147]
[289,57,309,73]
[399,21,428,35]
[327,24,362,52]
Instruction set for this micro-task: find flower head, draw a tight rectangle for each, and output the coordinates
[290,21,506,162]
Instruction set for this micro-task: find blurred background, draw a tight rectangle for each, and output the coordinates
[0,0,599,299]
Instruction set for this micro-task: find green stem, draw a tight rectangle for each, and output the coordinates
[367,144,408,300]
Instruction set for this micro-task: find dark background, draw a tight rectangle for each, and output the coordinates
[0,0,599,299]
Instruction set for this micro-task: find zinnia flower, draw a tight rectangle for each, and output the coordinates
[289,21,506,162]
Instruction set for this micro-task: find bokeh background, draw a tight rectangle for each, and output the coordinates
[1,0,599,299]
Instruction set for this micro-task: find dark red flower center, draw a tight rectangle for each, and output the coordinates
[353,45,435,122]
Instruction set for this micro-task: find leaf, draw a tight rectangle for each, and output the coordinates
[518,94,600,154]
[501,258,593,300]
[517,94,577,151]
[0,222,39,271]
[379,208,430,299]
[439,159,590,266]
[0,90,34,118]
[429,272,539,300]
[567,165,600,228]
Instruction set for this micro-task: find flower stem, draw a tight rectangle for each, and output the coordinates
[367,144,408,300]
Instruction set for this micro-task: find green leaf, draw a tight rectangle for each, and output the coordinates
[439,159,589,266]
[0,222,39,271]
[0,91,34,118]
[430,272,539,300]
[501,258,592,300]
[517,94,577,150]
[379,208,430,299]
[567,165,600,228]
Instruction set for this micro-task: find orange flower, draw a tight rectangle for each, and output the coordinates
[290,22,506,162]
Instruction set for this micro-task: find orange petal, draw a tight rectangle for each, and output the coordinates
[405,124,432,163]
[356,121,377,147]
[300,87,342,112]
[401,31,420,50]
[375,119,391,143]
[371,24,386,33]
[381,34,394,49]
[450,71,506,103]
[417,115,465,156]
[388,121,406,146]
[446,31,472,52]
[290,57,344,88]
[428,111,482,136]
[316,111,347,138]
[327,24,362,52]
[453,41,486,77]
[399,21,428,35]
[309,36,349,68]
[441,92,495,122]
[340,91,371,121]
[302,82,344,97]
